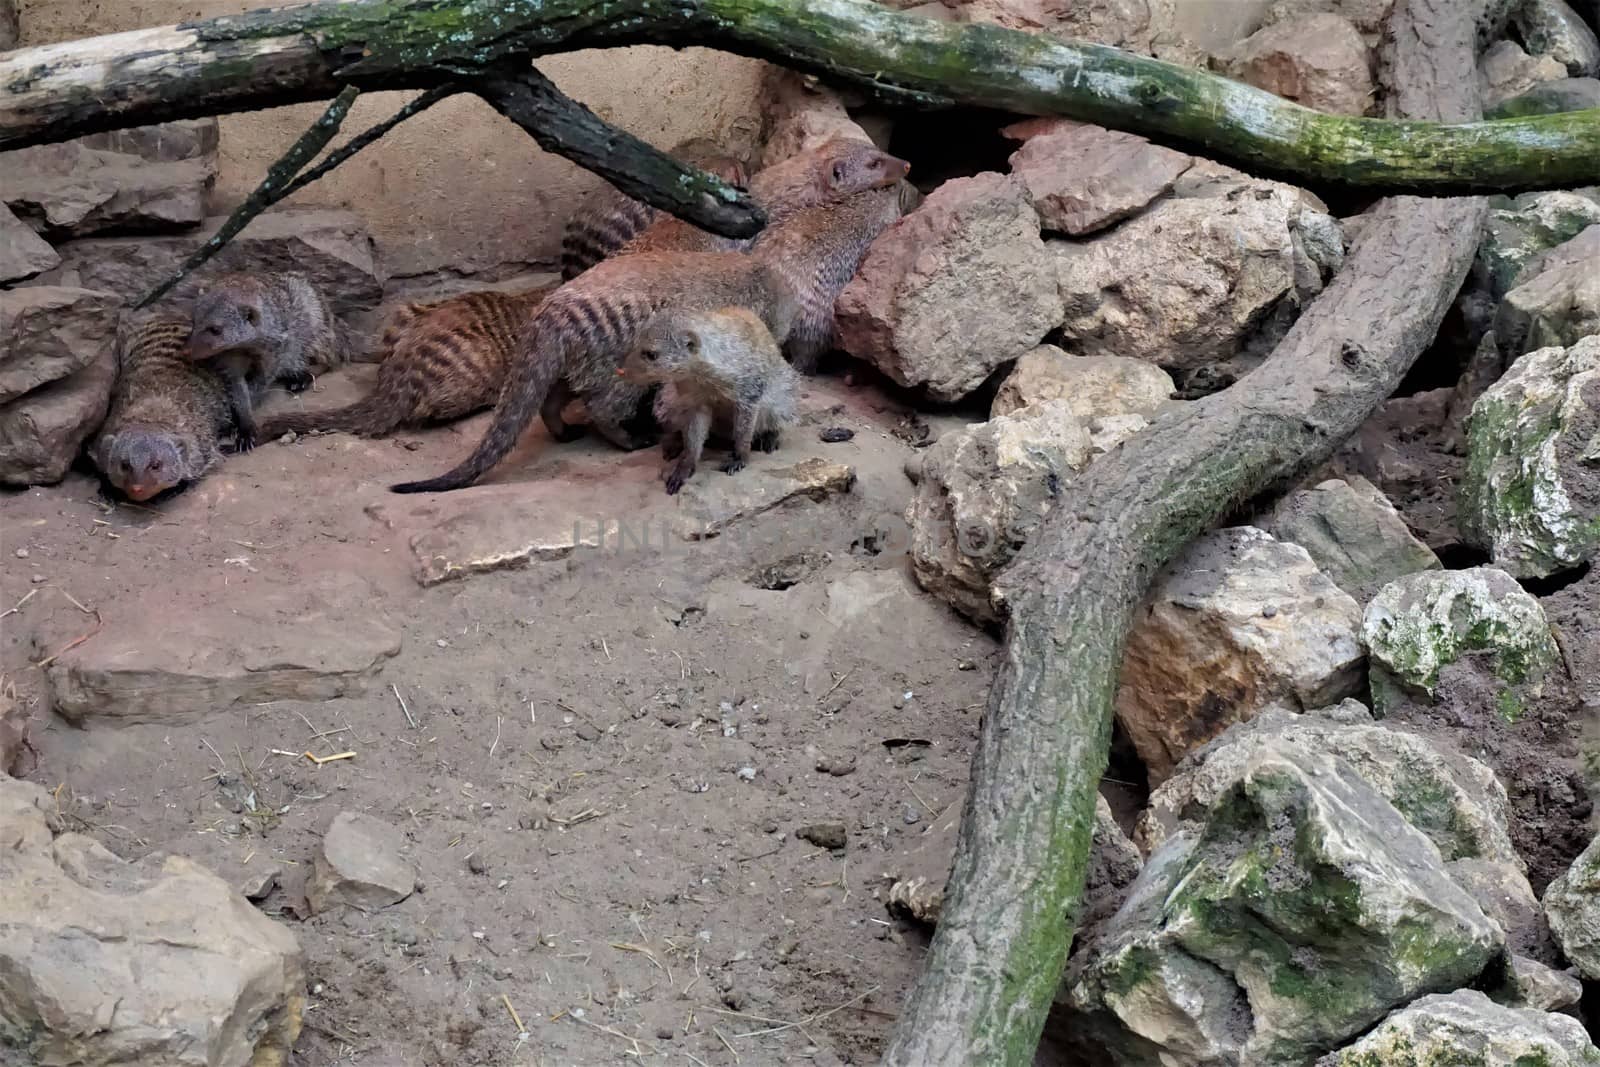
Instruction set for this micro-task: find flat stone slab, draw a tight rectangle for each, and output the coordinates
[308,811,416,914]
[41,573,401,725]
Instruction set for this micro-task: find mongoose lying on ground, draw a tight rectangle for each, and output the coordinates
[619,306,799,494]
[186,271,341,449]
[92,315,234,502]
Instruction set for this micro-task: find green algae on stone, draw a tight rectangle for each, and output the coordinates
[1475,190,1600,300]
[1317,990,1600,1066]
[1543,832,1600,980]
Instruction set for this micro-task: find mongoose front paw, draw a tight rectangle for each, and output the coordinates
[234,432,257,453]
[720,456,747,475]
[753,430,780,453]
[283,370,314,393]
[664,467,692,495]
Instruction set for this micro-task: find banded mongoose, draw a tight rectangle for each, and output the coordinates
[559,138,750,281]
[92,315,234,502]
[389,149,909,495]
[256,288,549,440]
[186,271,342,450]
[618,306,799,494]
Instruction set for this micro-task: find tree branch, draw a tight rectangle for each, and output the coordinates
[879,0,1490,1063]
[0,0,1596,195]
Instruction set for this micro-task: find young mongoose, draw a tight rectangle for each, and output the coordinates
[186,271,342,450]
[92,315,234,502]
[390,150,909,495]
[618,306,799,494]
[559,138,750,281]
[255,288,549,440]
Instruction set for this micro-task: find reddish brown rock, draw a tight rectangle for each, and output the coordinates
[0,286,122,405]
[1006,121,1193,235]
[1231,12,1376,115]
[0,203,59,284]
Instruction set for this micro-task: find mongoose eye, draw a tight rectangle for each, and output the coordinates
[206,325,220,335]
[832,162,847,183]
[243,307,258,325]
[148,458,163,472]
[643,349,658,362]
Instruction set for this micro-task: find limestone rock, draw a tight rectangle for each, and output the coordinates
[1449,856,1549,960]
[1475,190,1600,303]
[0,681,28,775]
[905,400,1092,623]
[1362,567,1562,712]
[990,346,1175,422]
[1055,191,1338,372]
[835,172,1062,401]
[1492,954,1585,1012]
[1115,527,1365,782]
[758,68,876,167]
[0,202,60,283]
[1481,39,1573,106]
[1004,120,1193,235]
[1263,476,1441,603]
[309,811,417,914]
[1544,831,1600,979]
[1460,336,1600,578]
[0,121,218,238]
[945,0,1172,53]
[1064,743,1504,1065]
[38,207,384,317]
[1515,0,1600,76]
[1495,225,1600,358]
[1232,13,1375,115]
[1488,76,1600,116]
[0,342,116,488]
[0,775,304,1066]
[1316,991,1600,1066]
[42,574,402,724]
[0,285,122,405]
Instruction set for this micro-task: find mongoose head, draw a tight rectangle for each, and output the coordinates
[97,427,190,502]
[814,139,911,196]
[619,315,702,385]
[188,274,269,360]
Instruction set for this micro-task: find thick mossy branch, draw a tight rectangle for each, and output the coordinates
[2,0,1598,195]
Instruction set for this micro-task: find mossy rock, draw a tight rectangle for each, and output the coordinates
[1544,831,1600,980]
[1476,190,1600,300]
[1317,990,1600,1066]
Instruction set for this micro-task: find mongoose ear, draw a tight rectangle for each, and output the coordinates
[831,160,848,185]
[682,329,700,354]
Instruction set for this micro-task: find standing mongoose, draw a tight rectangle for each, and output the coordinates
[186,271,342,450]
[390,154,908,495]
[559,137,750,281]
[618,306,799,494]
[92,315,235,502]
[256,288,549,440]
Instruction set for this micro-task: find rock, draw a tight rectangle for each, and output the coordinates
[1064,743,1503,1065]
[38,207,385,318]
[758,68,876,167]
[835,172,1062,401]
[990,346,1175,422]
[1115,527,1365,782]
[946,0,1170,52]
[1515,0,1600,76]
[1085,413,1152,455]
[1362,567,1562,712]
[1231,13,1375,115]
[1480,40,1573,106]
[309,811,417,913]
[1460,336,1600,579]
[0,121,218,238]
[1475,190,1600,303]
[0,341,117,488]
[1492,954,1585,1012]
[1316,991,1600,1066]
[1488,76,1600,116]
[0,0,16,50]
[1055,190,1338,373]
[1262,476,1441,603]
[42,573,401,724]
[796,823,848,850]
[1545,831,1600,978]
[1004,120,1193,235]
[1495,225,1600,358]
[905,400,1092,623]
[1450,857,1548,959]
[0,202,60,283]
[0,776,304,1066]
[0,681,28,775]
[0,286,122,405]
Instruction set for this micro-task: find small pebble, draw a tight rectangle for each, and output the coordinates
[472,930,485,940]
[436,638,449,648]
[1262,605,1279,619]
[656,1027,676,1041]
[13,548,27,559]
[736,766,757,781]
[467,853,489,875]
[892,695,905,710]
[903,807,922,825]
[30,574,46,584]
[956,659,977,671]
[574,721,601,742]
[819,427,855,443]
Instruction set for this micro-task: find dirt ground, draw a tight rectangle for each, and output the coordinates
[0,365,1010,1066]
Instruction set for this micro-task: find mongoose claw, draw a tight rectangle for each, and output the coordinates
[283,370,315,393]
[720,456,747,475]
[753,431,780,453]
[234,432,257,453]
[664,470,689,495]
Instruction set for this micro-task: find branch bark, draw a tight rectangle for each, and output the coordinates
[1,0,1597,195]
[879,1,1489,1063]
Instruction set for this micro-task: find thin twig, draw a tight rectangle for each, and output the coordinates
[489,714,503,759]
[819,668,854,704]
[392,684,418,729]
[278,86,457,200]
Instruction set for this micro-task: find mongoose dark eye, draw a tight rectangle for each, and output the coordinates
[148,458,163,472]
[832,162,847,183]
[206,325,220,335]
[643,349,658,362]
[243,307,258,325]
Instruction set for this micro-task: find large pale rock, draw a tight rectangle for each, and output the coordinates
[1475,190,1600,302]
[906,401,1091,623]
[1480,39,1573,106]
[1317,991,1600,1066]
[1488,76,1600,116]
[1263,476,1441,603]
[1115,527,1365,782]
[835,172,1063,401]
[990,346,1175,421]
[1055,191,1338,372]
[1493,954,1585,1012]
[945,0,1173,53]
[0,286,122,404]
[1495,225,1600,358]
[1515,0,1600,76]
[1064,743,1504,1065]
[1232,13,1375,115]
[1004,120,1193,235]
[0,776,304,1066]
[0,202,60,283]
[38,207,384,317]
[1544,831,1600,979]
[0,343,116,487]
[1460,336,1600,578]
[41,574,401,724]
[308,811,417,914]
[1363,567,1562,712]
[0,121,218,238]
